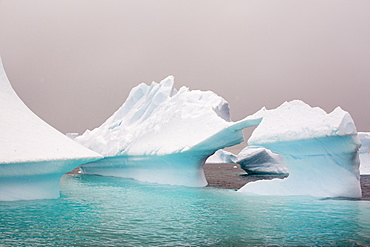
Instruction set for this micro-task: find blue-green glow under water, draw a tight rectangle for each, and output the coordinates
[1,175,370,246]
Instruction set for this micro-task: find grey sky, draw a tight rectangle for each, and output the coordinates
[1,0,369,142]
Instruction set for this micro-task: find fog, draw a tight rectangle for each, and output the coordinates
[1,0,369,149]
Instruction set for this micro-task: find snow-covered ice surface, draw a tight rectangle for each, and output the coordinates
[359,132,370,174]
[235,146,288,175]
[205,149,236,164]
[0,58,102,201]
[239,100,362,199]
[75,76,262,186]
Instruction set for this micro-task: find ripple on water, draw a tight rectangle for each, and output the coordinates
[0,174,370,246]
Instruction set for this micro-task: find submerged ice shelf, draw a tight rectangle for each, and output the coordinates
[238,100,362,199]
[0,58,102,201]
[74,76,262,186]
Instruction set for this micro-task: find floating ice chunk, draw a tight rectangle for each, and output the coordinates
[235,146,288,175]
[205,150,236,164]
[239,100,361,199]
[75,76,262,186]
[0,57,102,201]
[359,132,370,174]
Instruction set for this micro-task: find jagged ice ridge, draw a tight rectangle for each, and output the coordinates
[74,76,262,186]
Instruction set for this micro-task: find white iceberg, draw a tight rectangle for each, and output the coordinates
[205,149,236,164]
[238,100,361,199]
[66,132,79,140]
[74,76,262,186]
[0,58,102,201]
[359,132,370,174]
[235,146,288,175]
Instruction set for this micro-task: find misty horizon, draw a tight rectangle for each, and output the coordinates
[1,0,369,140]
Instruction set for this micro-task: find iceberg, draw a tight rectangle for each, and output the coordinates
[359,132,370,174]
[74,76,262,186]
[205,149,236,164]
[235,146,288,175]
[0,57,102,201]
[239,100,362,199]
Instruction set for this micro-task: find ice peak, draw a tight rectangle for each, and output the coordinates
[330,107,357,136]
[240,100,361,198]
[75,76,246,157]
[249,100,358,145]
[0,56,102,201]
[74,76,259,186]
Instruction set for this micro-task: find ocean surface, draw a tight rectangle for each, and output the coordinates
[1,174,370,246]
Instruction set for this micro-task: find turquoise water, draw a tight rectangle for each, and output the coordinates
[1,175,370,246]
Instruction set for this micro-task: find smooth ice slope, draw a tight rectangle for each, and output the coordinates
[235,146,288,175]
[75,76,262,186]
[205,150,236,164]
[239,100,361,199]
[359,132,370,174]
[0,58,102,201]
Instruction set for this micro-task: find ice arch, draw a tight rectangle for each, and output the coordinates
[239,100,361,199]
[74,76,262,186]
[0,57,102,201]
